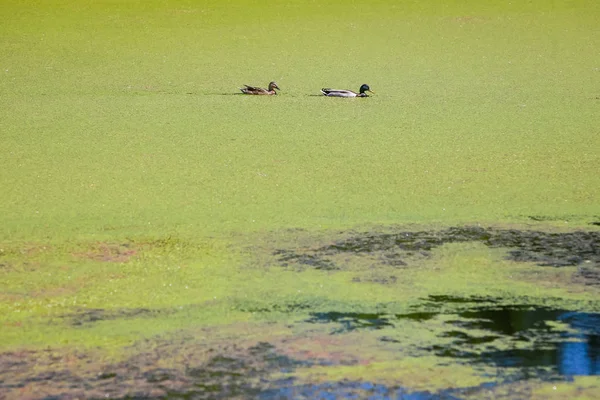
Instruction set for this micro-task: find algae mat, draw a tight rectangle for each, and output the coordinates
[2,226,600,398]
[1,0,600,399]
[1,0,599,238]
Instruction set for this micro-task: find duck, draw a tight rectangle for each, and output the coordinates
[321,84,373,98]
[240,81,280,95]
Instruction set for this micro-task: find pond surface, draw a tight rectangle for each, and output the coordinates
[2,227,598,399]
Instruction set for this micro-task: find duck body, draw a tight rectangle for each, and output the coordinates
[321,84,373,98]
[240,81,280,95]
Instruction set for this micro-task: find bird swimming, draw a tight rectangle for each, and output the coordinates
[240,81,280,95]
[320,84,373,97]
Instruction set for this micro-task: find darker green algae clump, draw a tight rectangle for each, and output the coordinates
[274,227,600,285]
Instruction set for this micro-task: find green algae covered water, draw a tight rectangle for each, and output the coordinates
[1,0,599,239]
[1,1,599,398]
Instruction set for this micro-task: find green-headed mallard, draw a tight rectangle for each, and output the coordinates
[240,81,280,95]
[321,84,373,98]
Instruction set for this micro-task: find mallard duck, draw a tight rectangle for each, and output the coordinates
[240,81,280,95]
[321,84,373,98]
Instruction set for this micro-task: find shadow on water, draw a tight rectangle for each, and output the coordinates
[309,297,600,378]
[306,312,394,333]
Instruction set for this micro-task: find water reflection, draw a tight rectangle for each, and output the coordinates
[310,300,600,377]
[434,305,600,377]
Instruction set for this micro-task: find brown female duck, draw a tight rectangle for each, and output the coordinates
[240,81,280,95]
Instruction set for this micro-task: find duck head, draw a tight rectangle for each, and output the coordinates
[268,81,281,91]
[359,84,373,94]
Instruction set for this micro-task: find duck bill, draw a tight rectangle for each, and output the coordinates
[368,90,375,94]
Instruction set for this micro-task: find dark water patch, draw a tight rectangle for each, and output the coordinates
[352,274,399,284]
[274,249,338,270]
[440,331,500,345]
[0,340,314,400]
[574,264,600,286]
[65,307,170,326]
[235,300,318,314]
[273,227,600,286]
[451,306,568,336]
[493,230,598,267]
[97,371,118,380]
[142,368,179,383]
[164,342,309,399]
[307,299,600,377]
[480,340,600,377]
[426,295,500,305]
[330,227,600,268]
[306,312,394,333]
[394,311,439,322]
[185,356,253,398]
[420,304,600,377]
[248,342,303,373]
